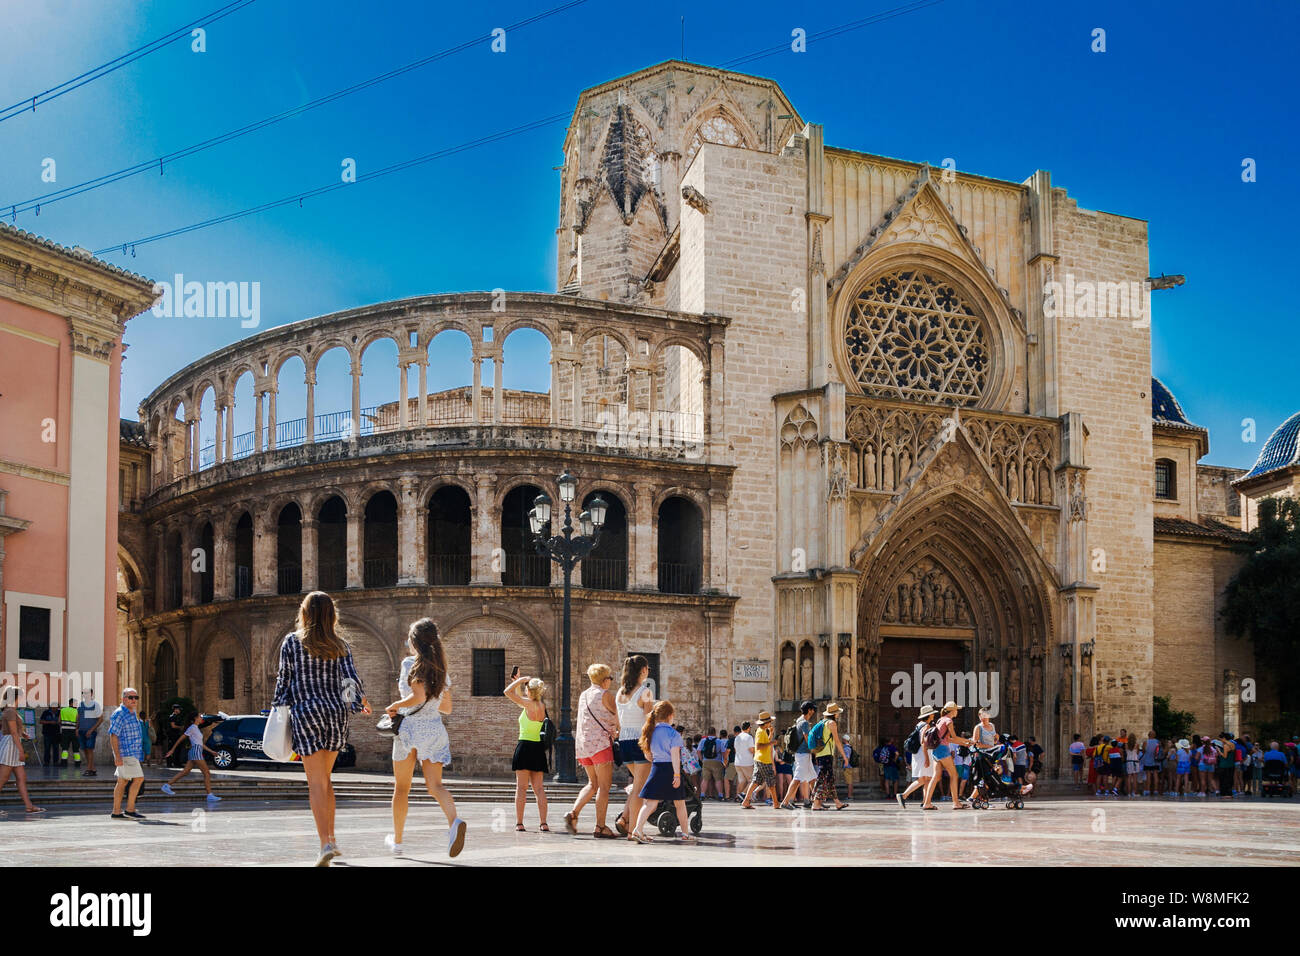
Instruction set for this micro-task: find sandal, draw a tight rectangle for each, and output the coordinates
[26,806,46,814]
[631,830,653,845]
[539,822,550,832]
[515,823,526,831]
[593,825,618,839]
[678,833,698,843]
[563,812,578,834]
[614,814,628,836]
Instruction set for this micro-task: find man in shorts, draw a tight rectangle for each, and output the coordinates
[77,689,104,777]
[109,687,147,820]
[780,700,818,809]
[698,726,723,799]
[875,737,900,798]
[741,712,779,809]
[1068,734,1086,788]
[733,721,755,798]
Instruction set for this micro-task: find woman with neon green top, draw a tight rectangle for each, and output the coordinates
[504,674,549,831]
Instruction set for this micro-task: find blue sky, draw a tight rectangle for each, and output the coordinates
[3,0,1295,468]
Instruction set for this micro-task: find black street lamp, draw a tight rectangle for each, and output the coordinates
[529,471,607,784]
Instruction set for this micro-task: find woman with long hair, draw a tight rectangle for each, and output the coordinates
[921,701,971,810]
[613,654,655,838]
[0,686,43,816]
[564,663,619,838]
[504,672,549,831]
[271,591,371,866]
[385,618,466,858]
[630,700,696,844]
[810,702,851,811]
[896,705,936,807]
[160,711,221,801]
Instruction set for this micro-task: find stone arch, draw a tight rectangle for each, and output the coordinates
[438,603,555,678]
[651,484,707,514]
[832,244,1021,411]
[417,316,475,349]
[419,476,476,510]
[494,316,556,346]
[118,543,149,593]
[577,324,634,356]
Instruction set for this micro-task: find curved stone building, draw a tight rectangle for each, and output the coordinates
[117,61,1284,773]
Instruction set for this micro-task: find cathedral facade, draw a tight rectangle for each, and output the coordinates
[116,61,1282,773]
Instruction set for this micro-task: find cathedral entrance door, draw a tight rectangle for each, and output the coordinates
[877,636,969,748]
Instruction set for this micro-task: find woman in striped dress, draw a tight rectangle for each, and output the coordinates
[272,592,371,866]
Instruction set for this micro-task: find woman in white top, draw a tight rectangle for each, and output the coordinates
[385,618,466,858]
[613,655,655,840]
[896,705,937,807]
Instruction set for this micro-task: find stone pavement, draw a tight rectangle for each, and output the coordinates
[2,791,1298,866]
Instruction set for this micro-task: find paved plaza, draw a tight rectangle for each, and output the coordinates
[3,791,1298,866]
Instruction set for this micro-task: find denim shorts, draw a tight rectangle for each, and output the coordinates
[931,744,951,760]
[619,739,648,765]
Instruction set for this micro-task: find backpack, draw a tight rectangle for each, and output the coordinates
[807,721,826,754]
[922,724,942,750]
[873,745,891,765]
[782,724,803,756]
[700,736,717,760]
[903,725,922,755]
[540,712,557,753]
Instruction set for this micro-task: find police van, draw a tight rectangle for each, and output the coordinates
[205,712,356,770]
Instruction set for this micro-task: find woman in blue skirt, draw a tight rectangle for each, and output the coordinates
[630,700,696,844]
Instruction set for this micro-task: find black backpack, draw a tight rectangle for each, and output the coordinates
[700,736,717,760]
[903,725,923,755]
[540,711,558,753]
[782,724,804,756]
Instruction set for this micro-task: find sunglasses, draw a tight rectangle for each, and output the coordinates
[124,695,139,700]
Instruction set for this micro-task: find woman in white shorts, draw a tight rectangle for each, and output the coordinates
[896,705,938,807]
[780,700,819,809]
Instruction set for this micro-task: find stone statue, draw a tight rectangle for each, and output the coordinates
[1079,642,1094,703]
[1060,643,1074,703]
[865,445,877,488]
[1025,466,1037,504]
[863,644,879,704]
[1006,461,1018,501]
[839,649,853,698]
[899,448,912,481]
[942,587,955,625]
[828,446,849,500]
[1029,638,1044,705]
[882,446,895,492]
[800,658,814,700]
[883,589,896,622]
[956,596,971,626]
[910,584,923,623]
[1040,465,1052,505]
[920,577,933,623]
[781,655,796,701]
[1006,645,1021,712]
[1069,473,1087,522]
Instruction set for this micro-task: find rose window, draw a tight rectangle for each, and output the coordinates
[844,269,989,405]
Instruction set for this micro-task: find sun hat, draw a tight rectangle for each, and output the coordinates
[823,702,844,718]
[941,700,959,713]
[756,711,774,725]
[917,704,939,720]
[1177,739,1191,750]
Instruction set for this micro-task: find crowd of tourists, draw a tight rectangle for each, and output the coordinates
[1065,730,1300,797]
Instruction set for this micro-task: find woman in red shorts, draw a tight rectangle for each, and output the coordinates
[564,662,620,838]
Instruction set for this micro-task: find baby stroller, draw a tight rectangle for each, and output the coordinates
[646,771,705,836]
[1260,758,1294,798]
[967,737,1031,810]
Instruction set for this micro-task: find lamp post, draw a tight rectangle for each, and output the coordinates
[529,471,607,784]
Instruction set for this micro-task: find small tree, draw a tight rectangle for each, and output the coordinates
[1222,497,1300,711]
[1152,695,1195,741]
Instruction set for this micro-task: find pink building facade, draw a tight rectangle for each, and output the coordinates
[0,223,156,706]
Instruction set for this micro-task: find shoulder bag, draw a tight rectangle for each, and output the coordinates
[586,699,623,766]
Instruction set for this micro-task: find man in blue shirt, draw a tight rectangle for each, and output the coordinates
[1262,741,1287,764]
[109,687,147,820]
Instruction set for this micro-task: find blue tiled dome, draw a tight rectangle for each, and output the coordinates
[1151,377,1192,425]
[1242,410,1300,481]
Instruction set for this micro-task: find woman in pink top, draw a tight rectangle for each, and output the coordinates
[922,700,971,810]
[564,663,620,838]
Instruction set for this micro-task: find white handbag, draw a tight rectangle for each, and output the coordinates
[262,705,293,761]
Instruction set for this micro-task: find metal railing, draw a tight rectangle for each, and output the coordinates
[318,561,346,591]
[581,557,627,591]
[658,561,701,595]
[235,565,253,598]
[427,553,471,586]
[502,553,551,587]
[277,564,302,595]
[363,557,398,588]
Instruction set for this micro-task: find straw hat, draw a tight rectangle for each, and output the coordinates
[941,700,959,714]
[1176,738,1191,750]
[917,704,939,720]
[822,702,844,718]
[756,711,774,725]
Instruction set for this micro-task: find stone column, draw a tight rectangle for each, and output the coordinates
[350,359,362,437]
[471,475,498,585]
[397,475,421,585]
[471,354,482,425]
[224,397,235,460]
[345,508,363,589]
[266,387,278,451]
[550,357,560,425]
[253,508,276,596]
[300,518,319,592]
[186,418,197,473]
[570,360,582,426]
[153,527,166,613]
[632,485,653,589]
[254,391,264,453]
[493,349,504,424]
[417,359,428,427]
[180,523,194,605]
[214,405,224,463]
[398,362,409,429]
[305,372,316,444]
[213,519,231,600]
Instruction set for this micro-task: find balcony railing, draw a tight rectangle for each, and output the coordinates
[658,561,701,595]
[235,565,252,598]
[503,553,551,587]
[277,563,302,595]
[428,553,471,586]
[318,561,346,591]
[581,557,627,591]
[363,557,398,588]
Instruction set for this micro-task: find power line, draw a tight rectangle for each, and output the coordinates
[2,0,593,215]
[0,0,259,124]
[91,0,950,255]
[91,113,568,256]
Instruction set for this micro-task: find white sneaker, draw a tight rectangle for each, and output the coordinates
[161,784,175,796]
[448,818,467,858]
[206,793,221,802]
[384,834,403,857]
[315,843,341,867]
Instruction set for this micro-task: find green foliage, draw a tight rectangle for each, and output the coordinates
[1152,695,1196,741]
[1222,497,1300,711]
